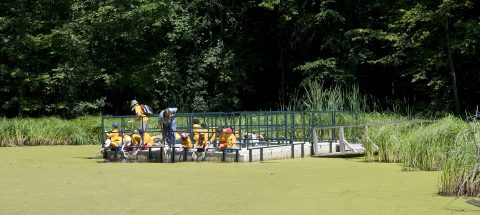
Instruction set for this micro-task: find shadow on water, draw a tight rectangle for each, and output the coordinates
[95,159,148,163]
[258,161,279,164]
[74,156,101,160]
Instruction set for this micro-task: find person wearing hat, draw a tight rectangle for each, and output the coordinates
[131,100,149,132]
[179,132,193,149]
[106,123,120,139]
[224,127,237,152]
[120,131,132,147]
[105,123,121,148]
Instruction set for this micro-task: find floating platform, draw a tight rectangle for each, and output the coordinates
[103,142,311,163]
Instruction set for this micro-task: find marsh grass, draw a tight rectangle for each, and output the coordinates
[400,116,466,171]
[362,124,406,163]
[363,115,479,196]
[302,81,370,112]
[0,116,101,146]
[439,121,480,196]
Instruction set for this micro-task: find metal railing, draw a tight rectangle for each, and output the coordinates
[101,110,362,162]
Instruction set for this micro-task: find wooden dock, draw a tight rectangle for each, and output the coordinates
[312,151,365,158]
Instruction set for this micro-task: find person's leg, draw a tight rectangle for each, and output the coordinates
[168,131,176,148]
[192,150,198,160]
[140,121,148,132]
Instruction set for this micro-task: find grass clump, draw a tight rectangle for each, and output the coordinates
[302,81,369,112]
[401,116,467,171]
[439,121,480,196]
[0,116,101,146]
[363,124,407,163]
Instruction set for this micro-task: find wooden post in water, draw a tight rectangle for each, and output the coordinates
[312,128,318,155]
[339,127,345,153]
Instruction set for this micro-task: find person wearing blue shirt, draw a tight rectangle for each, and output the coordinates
[158,108,178,147]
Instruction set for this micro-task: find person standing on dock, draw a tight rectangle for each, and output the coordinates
[131,100,149,132]
[158,107,178,147]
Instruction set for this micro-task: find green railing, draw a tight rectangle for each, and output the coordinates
[101,110,363,149]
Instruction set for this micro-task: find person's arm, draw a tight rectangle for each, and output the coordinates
[209,133,216,142]
[157,110,164,124]
[172,118,177,132]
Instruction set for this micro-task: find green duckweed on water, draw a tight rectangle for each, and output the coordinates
[0,145,478,215]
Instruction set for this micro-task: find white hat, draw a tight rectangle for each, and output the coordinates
[104,139,111,148]
[125,136,132,146]
[130,100,138,107]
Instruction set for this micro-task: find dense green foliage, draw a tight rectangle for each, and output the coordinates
[1,0,479,117]
[363,116,479,196]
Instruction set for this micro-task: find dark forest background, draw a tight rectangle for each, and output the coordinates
[1,0,479,117]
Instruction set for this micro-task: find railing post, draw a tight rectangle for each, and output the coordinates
[291,141,295,159]
[171,147,176,163]
[183,148,187,161]
[354,112,358,139]
[260,148,263,162]
[159,147,163,163]
[103,148,108,159]
[235,149,239,162]
[101,117,105,148]
[312,127,318,155]
[332,111,336,141]
[284,111,288,142]
[292,113,296,141]
[148,147,152,160]
[339,127,345,153]
[301,142,304,158]
[302,112,306,146]
[222,149,226,162]
[249,149,252,162]
[113,147,118,160]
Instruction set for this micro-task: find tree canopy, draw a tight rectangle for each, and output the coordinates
[1,0,479,117]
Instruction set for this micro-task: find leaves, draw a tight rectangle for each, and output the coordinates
[0,0,479,117]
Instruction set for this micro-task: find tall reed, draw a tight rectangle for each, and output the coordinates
[400,116,466,171]
[439,121,480,196]
[0,116,101,146]
[362,124,406,163]
[302,81,369,112]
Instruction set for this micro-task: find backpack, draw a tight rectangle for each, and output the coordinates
[140,104,154,115]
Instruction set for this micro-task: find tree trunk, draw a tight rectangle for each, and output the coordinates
[445,18,460,115]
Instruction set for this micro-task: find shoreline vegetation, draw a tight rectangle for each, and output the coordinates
[1,113,478,197]
[0,116,101,147]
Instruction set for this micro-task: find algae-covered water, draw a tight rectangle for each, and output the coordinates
[0,145,478,215]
